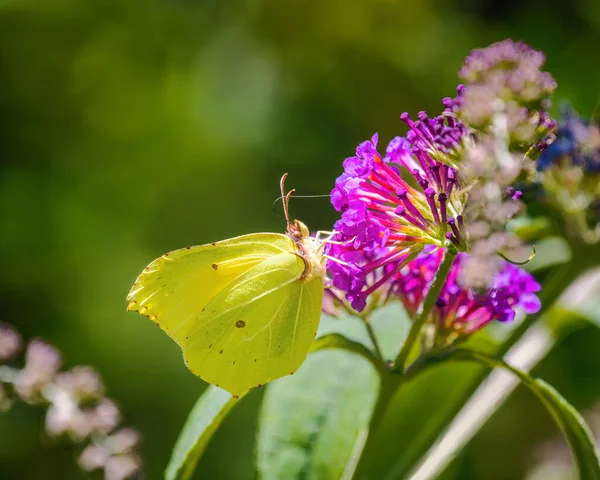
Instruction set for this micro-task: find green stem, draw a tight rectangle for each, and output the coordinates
[361,315,386,365]
[394,249,457,373]
[351,250,458,479]
[351,375,401,479]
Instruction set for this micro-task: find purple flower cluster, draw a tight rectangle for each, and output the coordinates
[0,322,142,479]
[401,105,469,163]
[324,38,551,328]
[459,39,556,103]
[394,249,541,334]
[326,118,468,311]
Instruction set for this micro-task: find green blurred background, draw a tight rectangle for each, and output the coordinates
[1,0,600,478]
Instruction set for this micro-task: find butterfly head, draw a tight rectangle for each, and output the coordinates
[279,174,325,279]
[287,219,310,242]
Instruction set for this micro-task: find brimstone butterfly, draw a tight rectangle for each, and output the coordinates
[127,175,326,398]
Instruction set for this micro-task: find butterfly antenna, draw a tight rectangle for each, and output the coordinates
[279,173,296,226]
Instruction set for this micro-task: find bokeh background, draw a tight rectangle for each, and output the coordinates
[1,0,600,478]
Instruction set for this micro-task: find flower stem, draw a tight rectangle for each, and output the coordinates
[361,314,386,365]
[350,374,401,479]
[393,249,457,373]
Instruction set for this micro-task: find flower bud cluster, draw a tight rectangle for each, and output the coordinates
[456,39,557,149]
[536,106,600,243]
[447,40,557,289]
[0,322,142,479]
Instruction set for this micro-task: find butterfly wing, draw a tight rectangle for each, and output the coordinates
[126,233,295,345]
[182,251,324,397]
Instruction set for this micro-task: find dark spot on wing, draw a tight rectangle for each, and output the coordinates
[212,263,218,270]
[185,336,189,340]
[233,394,239,399]
[209,344,212,348]
[257,384,262,388]
[185,246,191,250]
[235,320,245,328]
[233,360,236,365]
[219,349,223,354]
[211,242,217,246]
[202,308,206,312]
[254,359,257,363]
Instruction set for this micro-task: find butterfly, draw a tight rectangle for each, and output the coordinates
[127,175,326,398]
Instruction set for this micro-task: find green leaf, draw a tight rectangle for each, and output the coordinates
[166,386,241,480]
[510,216,553,242]
[545,306,600,338]
[316,302,409,361]
[453,349,600,480]
[310,332,381,368]
[257,349,378,480]
[256,304,410,480]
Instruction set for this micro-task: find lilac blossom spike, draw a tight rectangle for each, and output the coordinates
[455,39,557,147]
[326,118,468,311]
[459,39,556,103]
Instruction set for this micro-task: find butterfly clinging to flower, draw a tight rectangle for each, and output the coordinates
[126,175,326,398]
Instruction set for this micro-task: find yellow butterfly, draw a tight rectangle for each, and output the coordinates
[127,175,326,398]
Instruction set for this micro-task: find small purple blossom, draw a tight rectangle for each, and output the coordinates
[15,339,62,402]
[400,108,469,162]
[55,366,104,402]
[0,322,22,363]
[79,428,141,480]
[393,249,541,335]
